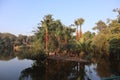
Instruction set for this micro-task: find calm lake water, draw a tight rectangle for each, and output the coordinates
[0,57,33,80]
[0,55,119,80]
[0,57,98,80]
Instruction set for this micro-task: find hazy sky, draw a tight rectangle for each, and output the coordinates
[0,0,120,36]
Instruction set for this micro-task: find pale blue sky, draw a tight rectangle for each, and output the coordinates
[0,0,120,36]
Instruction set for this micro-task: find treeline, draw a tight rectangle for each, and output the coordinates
[27,8,120,61]
[0,8,120,62]
[0,33,34,53]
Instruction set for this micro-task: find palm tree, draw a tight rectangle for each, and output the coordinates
[42,14,53,54]
[77,18,84,38]
[74,20,79,41]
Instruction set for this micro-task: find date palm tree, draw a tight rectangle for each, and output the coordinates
[42,14,53,54]
[74,20,79,41]
[77,18,84,38]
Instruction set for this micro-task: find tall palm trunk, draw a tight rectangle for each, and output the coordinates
[79,25,82,38]
[46,28,49,55]
[64,37,67,45]
[76,26,79,41]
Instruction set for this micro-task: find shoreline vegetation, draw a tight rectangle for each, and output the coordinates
[0,9,120,67]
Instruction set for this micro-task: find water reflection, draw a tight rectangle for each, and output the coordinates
[0,50,15,61]
[19,57,120,80]
[96,58,120,78]
[97,58,111,77]
[0,49,33,80]
[0,50,120,80]
[0,57,33,80]
[19,61,46,80]
[87,57,120,80]
[19,60,85,80]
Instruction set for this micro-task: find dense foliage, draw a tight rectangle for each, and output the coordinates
[0,9,120,62]
[32,15,76,56]
[0,33,34,59]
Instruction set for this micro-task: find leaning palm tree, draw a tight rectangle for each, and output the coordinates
[77,18,84,38]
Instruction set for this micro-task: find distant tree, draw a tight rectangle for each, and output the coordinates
[0,33,17,53]
[93,20,107,32]
[113,8,120,23]
[17,34,27,45]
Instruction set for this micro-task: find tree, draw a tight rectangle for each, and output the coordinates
[74,20,79,41]
[74,18,84,40]
[76,31,95,59]
[91,19,111,60]
[93,20,107,32]
[33,14,75,55]
[0,33,17,50]
[82,31,95,41]
[113,8,120,23]
[42,15,52,54]
[91,9,120,60]
[108,16,120,62]
[77,18,84,38]
[91,32,110,58]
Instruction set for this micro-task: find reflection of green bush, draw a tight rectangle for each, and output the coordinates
[0,50,15,60]
[25,52,47,61]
